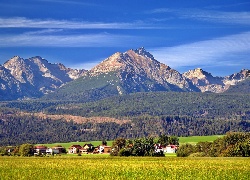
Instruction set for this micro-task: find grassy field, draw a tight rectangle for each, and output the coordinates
[0,156,249,179]
[37,135,224,148]
[37,141,113,149]
[178,135,224,145]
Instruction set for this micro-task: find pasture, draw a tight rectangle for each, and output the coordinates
[37,135,223,148]
[0,156,249,179]
[178,135,224,145]
[39,140,113,149]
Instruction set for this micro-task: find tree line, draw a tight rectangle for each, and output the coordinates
[111,135,179,157]
[1,132,249,158]
[177,132,250,157]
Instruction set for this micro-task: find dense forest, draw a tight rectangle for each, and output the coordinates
[0,92,250,145]
[4,92,250,119]
[0,112,249,146]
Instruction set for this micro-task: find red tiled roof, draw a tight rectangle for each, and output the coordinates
[69,145,82,149]
[35,146,47,149]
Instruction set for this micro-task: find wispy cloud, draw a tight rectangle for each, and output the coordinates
[24,29,64,35]
[150,31,250,69]
[148,8,250,25]
[0,17,153,29]
[0,32,138,47]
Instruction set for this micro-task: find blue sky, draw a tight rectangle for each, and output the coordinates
[0,0,250,76]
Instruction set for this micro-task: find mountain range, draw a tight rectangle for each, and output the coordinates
[1,47,249,101]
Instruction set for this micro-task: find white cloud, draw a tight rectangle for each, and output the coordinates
[148,8,250,25]
[0,33,137,47]
[0,17,153,29]
[150,32,250,69]
[185,10,250,25]
[24,29,64,35]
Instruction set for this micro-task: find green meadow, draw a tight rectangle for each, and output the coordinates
[178,135,224,145]
[38,140,113,149]
[37,135,223,148]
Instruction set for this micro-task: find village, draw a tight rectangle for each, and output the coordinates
[32,143,178,156]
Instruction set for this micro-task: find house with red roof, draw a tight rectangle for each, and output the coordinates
[68,145,82,154]
[34,145,47,155]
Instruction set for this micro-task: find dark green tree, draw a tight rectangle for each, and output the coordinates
[157,134,169,146]
[102,140,107,146]
[111,137,126,156]
[169,136,179,145]
[19,144,34,157]
[130,137,157,156]
[176,144,195,157]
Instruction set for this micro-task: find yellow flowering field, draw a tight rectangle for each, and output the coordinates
[0,156,249,180]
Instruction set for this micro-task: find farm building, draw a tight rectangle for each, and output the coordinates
[164,145,178,153]
[79,144,94,154]
[68,145,82,154]
[34,146,47,155]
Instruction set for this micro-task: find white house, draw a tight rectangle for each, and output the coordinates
[155,144,164,153]
[68,145,82,154]
[164,145,178,153]
[46,148,59,155]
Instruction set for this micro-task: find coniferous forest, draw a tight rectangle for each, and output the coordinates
[0,92,250,145]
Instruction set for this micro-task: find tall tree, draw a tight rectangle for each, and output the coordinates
[19,144,34,157]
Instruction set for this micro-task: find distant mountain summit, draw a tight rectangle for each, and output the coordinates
[183,68,250,93]
[1,48,249,101]
[89,47,196,92]
[183,68,224,93]
[0,56,86,100]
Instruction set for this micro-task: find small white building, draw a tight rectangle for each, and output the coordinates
[94,145,111,154]
[46,148,59,155]
[155,144,164,153]
[164,145,178,153]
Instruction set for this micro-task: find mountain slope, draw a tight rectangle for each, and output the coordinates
[183,68,250,93]
[225,77,250,93]
[0,65,35,100]
[0,56,86,100]
[43,48,199,101]
[90,48,196,91]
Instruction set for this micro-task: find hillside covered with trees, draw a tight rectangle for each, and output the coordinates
[0,92,250,145]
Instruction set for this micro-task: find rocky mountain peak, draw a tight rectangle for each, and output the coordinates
[0,56,87,100]
[89,52,124,75]
[183,68,211,79]
[132,47,155,60]
[223,69,250,86]
[4,56,25,67]
[88,48,194,92]
[229,69,250,79]
[183,68,224,92]
[3,56,33,83]
[90,47,158,77]
[57,63,67,71]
